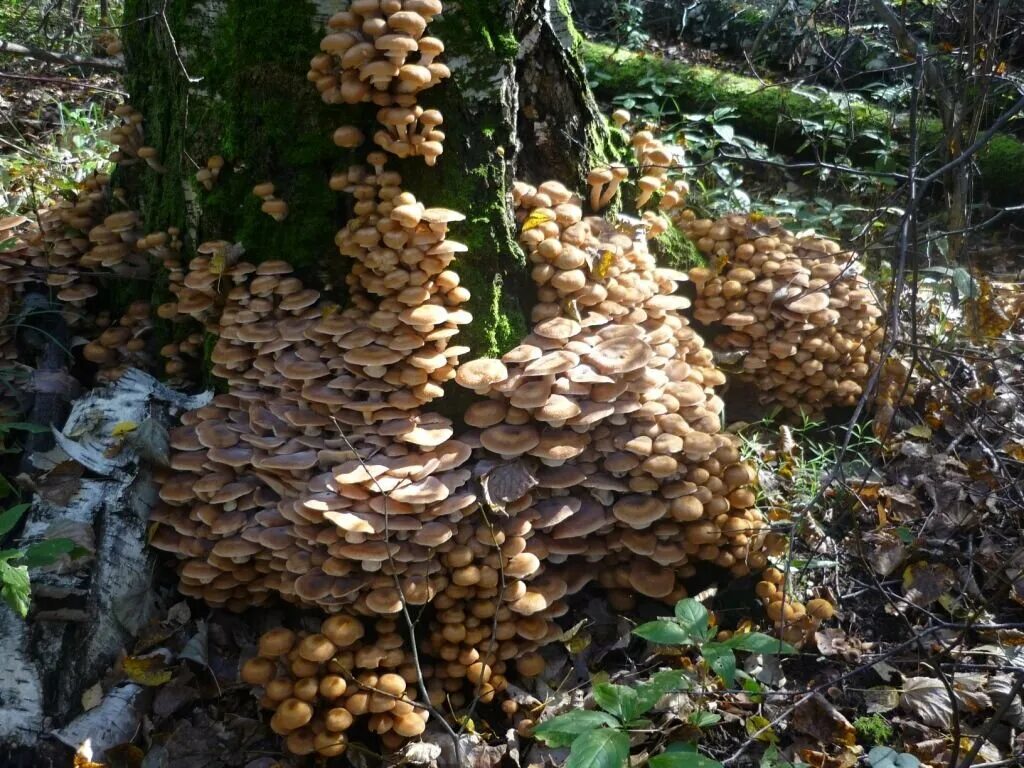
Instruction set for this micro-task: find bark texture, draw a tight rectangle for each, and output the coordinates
[120,0,613,383]
[0,371,210,761]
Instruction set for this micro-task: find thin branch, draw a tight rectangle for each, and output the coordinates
[0,38,121,71]
[0,70,126,95]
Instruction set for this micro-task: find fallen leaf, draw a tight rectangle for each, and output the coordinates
[521,209,553,232]
[745,714,778,743]
[863,687,899,714]
[480,459,538,511]
[792,692,856,746]
[905,424,932,439]
[82,682,104,712]
[863,532,906,577]
[902,561,955,608]
[123,655,173,687]
[900,677,953,727]
[109,421,138,438]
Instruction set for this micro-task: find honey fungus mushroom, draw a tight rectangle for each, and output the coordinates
[242,618,430,756]
[681,211,884,411]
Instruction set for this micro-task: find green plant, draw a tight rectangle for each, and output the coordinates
[533,667,695,768]
[533,598,796,767]
[0,501,83,618]
[854,715,894,746]
[634,598,797,688]
[0,100,116,215]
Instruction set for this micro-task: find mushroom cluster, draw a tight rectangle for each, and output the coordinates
[83,300,154,381]
[587,113,690,236]
[253,182,288,222]
[451,177,775,614]
[241,619,429,757]
[195,155,225,191]
[105,103,147,166]
[309,0,449,164]
[682,212,884,411]
[0,173,177,381]
[756,567,835,646]
[148,160,480,616]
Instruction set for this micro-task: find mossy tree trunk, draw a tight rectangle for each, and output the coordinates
[120,0,611,367]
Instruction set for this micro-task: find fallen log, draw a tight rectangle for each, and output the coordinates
[582,42,1024,205]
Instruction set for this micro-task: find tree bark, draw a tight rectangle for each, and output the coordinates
[0,2,612,753]
[119,0,611,378]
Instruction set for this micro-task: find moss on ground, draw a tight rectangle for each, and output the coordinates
[581,42,1024,204]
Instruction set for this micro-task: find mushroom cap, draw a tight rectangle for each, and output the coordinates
[455,358,507,391]
[480,424,540,458]
[586,336,653,373]
[784,291,830,314]
[628,560,676,598]
[612,494,667,528]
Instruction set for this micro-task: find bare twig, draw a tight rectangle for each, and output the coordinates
[0,37,121,71]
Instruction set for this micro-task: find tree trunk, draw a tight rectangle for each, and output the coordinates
[120,0,611,374]
[0,2,611,755]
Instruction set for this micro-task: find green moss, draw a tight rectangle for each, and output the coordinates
[853,715,893,747]
[581,42,1024,204]
[495,32,519,58]
[124,0,353,283]
[654,225,704,271]
[978,134,1024,205]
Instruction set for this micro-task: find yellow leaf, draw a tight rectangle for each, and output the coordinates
[521,209,553,232]
[593,250,615,280]
[906,424,932,439]
[1005,442,1024,462]
[208,251,227,275]
[746,715,778,743]
[110,421,138,437]
[123,655,173,686]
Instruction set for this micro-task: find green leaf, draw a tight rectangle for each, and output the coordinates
[566,727,630,768]
[21,538,76,568]
[650,743,725,768]
[0,473,12,499]
[0,503,30,537]
[0,422,50,435]
[702,643,737,687]
[593,682,641,722]
[725,633,797,655]
[674,599,710,642]
[634,619,690,645]
[0,548,25,562]
[635,669,692,713]
[0,560,31,617]
[712,124,736,144]
[689,711,722,728]
[533,711,621,748]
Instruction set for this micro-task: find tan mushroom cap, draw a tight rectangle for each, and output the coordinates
[586,336,654,373]
[455,358,508,393]
[480,424,540,458]
[612,495,667,528]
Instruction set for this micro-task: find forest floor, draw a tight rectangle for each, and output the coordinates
[2,27,1024,768]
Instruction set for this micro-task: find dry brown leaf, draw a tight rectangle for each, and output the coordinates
[900,677,953,727]
[792,692,856,746]
[902,561,955,608]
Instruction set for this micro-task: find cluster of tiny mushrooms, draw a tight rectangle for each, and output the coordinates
[0,168,194,382]
[0,0,890,759]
